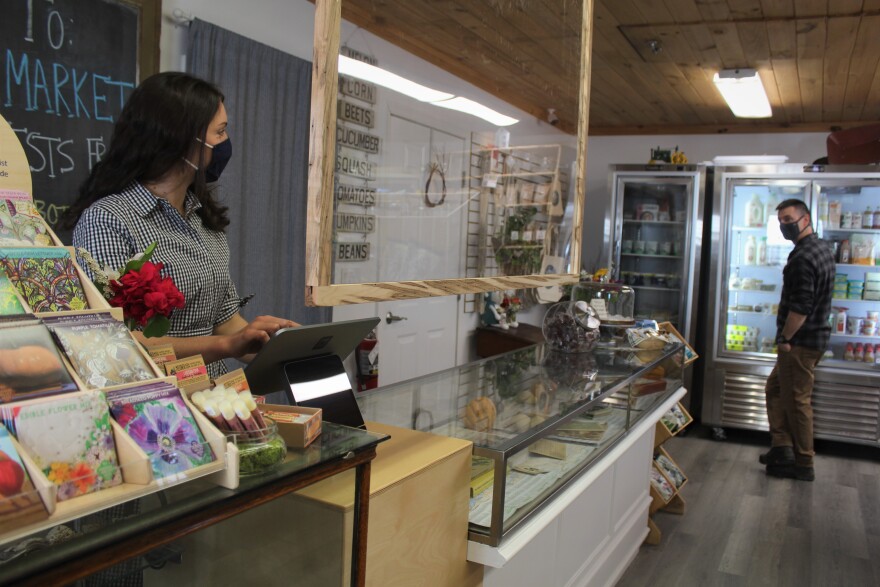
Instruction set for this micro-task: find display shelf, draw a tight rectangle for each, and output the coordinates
[835,263,878,268]
[731,225,767,232]
[0,392,234,548]
[830,333,880,339]
[646,401,691,545]
[621,253,683,259]
[730,263,784,269]
[631,285,680,292]
[729,288,777,294]
[726,309,773,315]
[622,220,685,226]
[832,297,876,303]
[821,359,879,371]
[824,227,880,234]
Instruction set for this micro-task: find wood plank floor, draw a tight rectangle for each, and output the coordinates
[617,427,880,587]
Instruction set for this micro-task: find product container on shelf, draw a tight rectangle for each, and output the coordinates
[356,341,685,547]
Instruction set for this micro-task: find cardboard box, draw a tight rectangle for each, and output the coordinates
[259,404,322,449]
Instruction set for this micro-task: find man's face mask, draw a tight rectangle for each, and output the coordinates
[780,215,806,241]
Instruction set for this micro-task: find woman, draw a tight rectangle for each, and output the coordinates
[63,72,297,377]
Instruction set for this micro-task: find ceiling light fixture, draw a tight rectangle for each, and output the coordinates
[713,68,772,118]
[338,55,518,126]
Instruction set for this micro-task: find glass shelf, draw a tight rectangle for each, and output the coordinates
[836,263,879,268]
[621,253,683,259]
[631,285,680,292]
[824,227,880,234]
[622,220,685,226]
[731,225,768,232]
[830,333,880,340]
[729,288,777,294]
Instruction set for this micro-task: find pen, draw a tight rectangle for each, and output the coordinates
[238,293,255,309]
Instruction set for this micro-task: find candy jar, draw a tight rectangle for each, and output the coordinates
[542,300,601,353]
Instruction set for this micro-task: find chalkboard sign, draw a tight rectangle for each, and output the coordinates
[0,0,160,240]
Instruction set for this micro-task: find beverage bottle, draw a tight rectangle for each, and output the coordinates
[865,206,875,229]
[874,344,880,365]
[853,210,863,229]
[744,235,757,265]
[855,342,865,361]
[840,239,851,264]
[764,196,778,228]
[865,344,875,363]
[757,237,767,266]
[874,207,880,229]
[746,194,764,227]
[844,343,855,361]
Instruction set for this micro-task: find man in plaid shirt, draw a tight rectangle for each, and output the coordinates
[761,199,834,482]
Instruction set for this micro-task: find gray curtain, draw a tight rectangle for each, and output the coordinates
[188,19,329,326]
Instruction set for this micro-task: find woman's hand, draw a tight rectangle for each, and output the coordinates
[216,314,299,360]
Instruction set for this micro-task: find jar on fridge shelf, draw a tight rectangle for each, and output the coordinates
[757,237,768,266]
[835,308,848,334]
[855,343,865,361]
[853,210,863,229]
[866,344,876,363]
[874,208,880,229]
[840,239,852,264]
[864,207,875,229]
[845,343,855,361]
[842,211,853,229]
[829,200,842,228]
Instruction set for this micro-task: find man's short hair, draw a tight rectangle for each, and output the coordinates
[776,198,811,217]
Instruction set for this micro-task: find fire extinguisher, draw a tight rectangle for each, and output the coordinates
[356,330,379,391]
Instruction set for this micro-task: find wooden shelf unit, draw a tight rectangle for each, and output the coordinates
[645,401,692,545]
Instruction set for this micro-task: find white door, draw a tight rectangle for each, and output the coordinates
[372,115,465,386]
[376,294,458,387]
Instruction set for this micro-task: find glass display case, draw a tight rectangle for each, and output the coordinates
[357,341,685,546]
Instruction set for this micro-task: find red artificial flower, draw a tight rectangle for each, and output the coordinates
[107,258,185,332]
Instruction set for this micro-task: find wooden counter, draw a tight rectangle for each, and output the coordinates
[475,323,544,358]
[292,422,483,587]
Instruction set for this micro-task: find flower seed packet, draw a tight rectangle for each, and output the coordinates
[0,191,52,247]
[0,424,48,532]
[0,390,122,501]
[106,382,215,480]
[0,273,27,316]
[43,313,155,388]
[0,321,78,403]
[0,248,89,312]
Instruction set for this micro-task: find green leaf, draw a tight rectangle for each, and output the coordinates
[142,315,170,338]
[123,241,158,273]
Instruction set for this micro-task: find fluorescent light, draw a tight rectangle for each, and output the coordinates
[338,55,453,102]
[430,97,519,126]
[337,55,519,126]
[713,69,772,118]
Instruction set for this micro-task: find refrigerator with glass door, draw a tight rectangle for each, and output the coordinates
[606,164,708,350]
[701,164,880,447]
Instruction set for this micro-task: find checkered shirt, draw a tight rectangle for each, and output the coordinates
[777,233,835,350]
[72,182,240,377]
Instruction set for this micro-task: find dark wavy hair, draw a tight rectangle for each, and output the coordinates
[61,72,230,231]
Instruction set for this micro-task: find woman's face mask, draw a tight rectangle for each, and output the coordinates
[202,137,232,182]
[186,136,232,182]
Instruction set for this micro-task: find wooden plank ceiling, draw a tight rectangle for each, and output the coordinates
[340,0,880,135]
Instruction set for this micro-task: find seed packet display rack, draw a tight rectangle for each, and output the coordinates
[0,195,238,545]
[646,401,692,545]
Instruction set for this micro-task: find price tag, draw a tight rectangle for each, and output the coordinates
[523,230,533,241]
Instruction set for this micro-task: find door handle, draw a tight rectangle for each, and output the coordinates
[386,312,408,324]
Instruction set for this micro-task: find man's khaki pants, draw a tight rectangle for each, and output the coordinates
[764,345,824,467]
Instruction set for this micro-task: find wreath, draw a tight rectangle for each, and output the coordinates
[424,157,447,208]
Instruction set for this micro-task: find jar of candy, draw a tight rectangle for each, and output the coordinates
[542,300,601,353]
